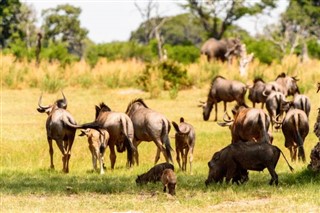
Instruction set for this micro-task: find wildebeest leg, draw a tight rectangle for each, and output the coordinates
[90,146,98,171]
[64,136,74,173]
[183,148,189,172]
[133,140,141,166]
[189,148,193,174]
[252,102,256,108]
[176,148,182,170]
[163,185,167,192]
[109,145,116,170]
[154,139,168,164]
[214,102,218,121]
[261,102,265,109]
[154,147,162,164]
[293,146,297,162]
[47,138,54,169]
[267,166,278,186]
[225,162,237,184]
[55,140,67,172]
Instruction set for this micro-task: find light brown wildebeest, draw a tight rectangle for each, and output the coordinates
[125,98,173,165]
[161,168,177,196]
[172,117,195,173]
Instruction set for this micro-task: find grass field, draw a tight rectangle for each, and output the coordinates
[1,84,320,212]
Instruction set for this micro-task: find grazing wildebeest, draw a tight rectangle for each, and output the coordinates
[126,98,173,165]
[218,104,271,144]
[274,102,309,162]
[77,103,135,169]
[199,76,247,122]
[200,38,242,63]
[161,169,177,196]
[265,91,286,131]
[205,141,294,186]
[274,72,300,97]
[172,117,196,173]
[79,128,109,174]
[136,162,174,184]
[37,92,76,173]
[293,94,311,117]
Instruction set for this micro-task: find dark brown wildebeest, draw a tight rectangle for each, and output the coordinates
[293,94,311,117]
[205,141,293,186]
[274,72,300,97]
[161,169,177,196]
[274,102,309,162]
[314,108,320,140]
[199,76,247,122]
[218,105,271,144]
[37,92,76,173]
[76,103,136,169]
[200,38,242,63]
[136,162,174,184]
[79,128,109,174]
[126,98,173,165]
[265,91,286,131]
[172,117,195,173]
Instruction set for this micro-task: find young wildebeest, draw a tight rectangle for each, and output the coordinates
[126,98,173,165]
[172,117,195,173]
[218,104,271,144]
[79,128,109,174]
[205,142,294,186]
[161,169,177,196]
[37,92,76,173]
[293,94,311,117]
[275,102,309,162]
[199,76,247,122]
[136,162,174,184]
[265,91,286,131]
[76,103,136,169]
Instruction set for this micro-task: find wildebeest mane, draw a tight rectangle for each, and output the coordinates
[211,75,225,86]
[95,102,112,119]
[275,72,286,80]
[125,98,149,113]
[253,77,265,83]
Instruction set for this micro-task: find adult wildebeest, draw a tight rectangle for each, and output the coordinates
[172,117,196,173]
[161,169,177,196]
[274,103,309,162]
[293,94,311,117]
[274,72,300,97]
[218,105,271,144]
[126,98,173,165]
[136,162,174,184]
[37,92,76,173]
[199,76,247,122]
[79,128,109,174]
[205,141,293,186]
[200,38,242,63]
[265,91,286,131]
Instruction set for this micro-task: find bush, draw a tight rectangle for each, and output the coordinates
[246,39,283,64]
[41,42,78,67]
[164,44,200,64]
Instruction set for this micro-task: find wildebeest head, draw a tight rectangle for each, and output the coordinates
[275,73,300,96]
[37,91,67,114]
[205,151,225,186]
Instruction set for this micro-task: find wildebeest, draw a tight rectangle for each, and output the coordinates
[265,91,286,131]
[126,98,173,165]
[205,141,293,186]
[172,117,196,173]
[77,103,136,169]
[200,38,242,63]
[314,108,320,140]
[275,103,309,162]
[37,92,76,173]
[199,76,247,122]
[274,72,300,97]
[79,128,109,174]
[161,169,177,196]
[218,105,271,144]
[293,94,311,117]
[136,162,174,184]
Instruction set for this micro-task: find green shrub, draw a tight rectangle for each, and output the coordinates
[246,39,283,64]
[41,42,78,67]
[164,44,200,64]
[41,74,65,93]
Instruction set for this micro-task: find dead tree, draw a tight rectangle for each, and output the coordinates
[36,32,42,66]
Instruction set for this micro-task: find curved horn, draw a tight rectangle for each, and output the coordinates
[223,111,233,123]
[37,92,50,109]
[61,90,67,106]
[262,89,268,97]
[272,114,283,125]
[198,100,206,107]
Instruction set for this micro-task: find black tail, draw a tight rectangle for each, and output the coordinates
[162,120,173,163]
[124,136,135,167]
[172,121,180,133]
[258,113,270,143]
[293,113,306,162]
[278,147,294,172]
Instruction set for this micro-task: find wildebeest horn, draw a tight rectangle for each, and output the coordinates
[37,92,51,110]
[61,90,67,106]
[262,89,268,97]
[198,100,206,107]
[272,114,283,125]
[223,111,233,123]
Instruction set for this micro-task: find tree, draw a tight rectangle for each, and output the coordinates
[41,4,88,59]
[182,0,277,39]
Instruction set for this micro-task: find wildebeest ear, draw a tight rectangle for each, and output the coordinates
[180,117,184,123]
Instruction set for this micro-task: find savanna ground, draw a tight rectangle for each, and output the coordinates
[1,55,320,212]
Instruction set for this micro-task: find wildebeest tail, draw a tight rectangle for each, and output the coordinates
[258,112,270,143]
[172,121,180,133]
[120,118,135,167]
[277,147,294,172]
[293,113,306,162]
[162,120,173,163]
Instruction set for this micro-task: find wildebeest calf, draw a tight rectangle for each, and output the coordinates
[205,141,293,186]
[136,162,174,184]
[79,128,109,174]
[161,169,177,195]
[172,117,195,173]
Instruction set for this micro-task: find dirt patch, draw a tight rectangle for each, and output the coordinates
[210,198,271,211]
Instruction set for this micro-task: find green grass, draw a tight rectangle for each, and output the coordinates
[1,88,320,212]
